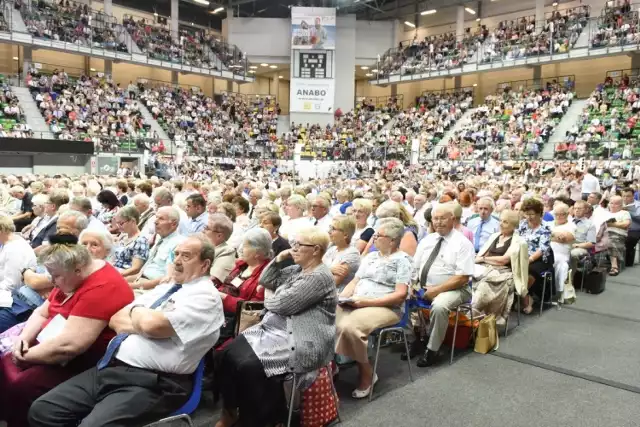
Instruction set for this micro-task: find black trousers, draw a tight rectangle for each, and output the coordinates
[625,230,640,267]
[28,364,192,427]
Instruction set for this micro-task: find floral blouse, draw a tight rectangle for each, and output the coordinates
[518,220,552,262]
[113,235,150,270]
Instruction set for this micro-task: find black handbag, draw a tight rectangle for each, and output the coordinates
[575,267,607,295]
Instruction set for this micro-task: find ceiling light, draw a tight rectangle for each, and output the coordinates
[372,68,378,72]
[260,63,269,67]
[90,68,96,71]
[404,21,415,27]
[552,1,558,5]
[249,65,258,69]
[473,83,478,87]
[420,9,436,15]
[153,12,158,16]
[278,75,283,79]
[476,17,481,21]
[193,0,210,5]
[365,73,373,77]
[12,56,18,60]
[213,6,224,12]
[191,22,194,25]
[361,66,369,70]
[248,70,256,73]
[465,7,476,14]
[269,65,277,69]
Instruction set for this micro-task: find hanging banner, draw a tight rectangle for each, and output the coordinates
[290,78,335,113]
[291,7,336,50]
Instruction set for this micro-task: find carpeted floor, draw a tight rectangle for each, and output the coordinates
[181,266,640,427]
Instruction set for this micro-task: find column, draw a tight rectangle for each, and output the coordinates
[104,60,112,78]
[103,0,112,17]
[272,72,280,98]
[171,71,179,86]
[333,15,356,114]
[226,80,233,93]
[454,76,462,89]
[456,5,465,40]
[632,52,640,70]
[535,0,545,34]
[22,47,32,83]
[171,0,179,43]
[532,65,541,83]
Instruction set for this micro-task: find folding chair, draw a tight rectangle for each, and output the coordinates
[145,357,206,427]
[504,292,521,337]
[539,270,555,316]
[368,299,414,402]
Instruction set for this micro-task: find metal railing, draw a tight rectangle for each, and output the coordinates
[136,78,201,92]
[354,95,404,110]
[496,75,575,92]
[604,68,640,85]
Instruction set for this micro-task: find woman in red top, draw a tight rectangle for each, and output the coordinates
[0,243,134,427]
[216,228,272,344]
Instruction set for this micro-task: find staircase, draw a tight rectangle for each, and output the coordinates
[116,25,142,54]
[543,98,589,159]
[204,43,224,71]
[5,1,27,33]
[573,20,593,50]
[277,115,290,135]
[137,102,173,153]
[12,86,54,140]
[424,108,475,160]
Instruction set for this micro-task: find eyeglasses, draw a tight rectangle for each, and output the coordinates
[289,241,318,250]
[374,233,391,240]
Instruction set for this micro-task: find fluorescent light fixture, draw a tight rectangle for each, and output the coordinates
[404,21,415,27]
[465,7,476,14]
[552,1,558,5]
[361,66,369,70]
[420,9,436,15]
[260,63,269,67]
[12,56,18,60]
[269,65,277,69]
[473,83,478,87]
[193,0,209,5]
[476,17,481,21]
[278,75,283,79]
[248,70,256,73]
[249,65,258,69]
[365,73,373,77]
[90,68,96,71]
[191,22,194,25]
[372,68,378,72]
[153,12,158,16]
[213,6,224,12]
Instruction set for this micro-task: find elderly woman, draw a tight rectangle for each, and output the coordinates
[550,203,576,301]
[279,194,311,240]
[335,218,411,399]
[259,211,291,259]
[473,210,528,325]
[79,228,115,261]
[607,195,631,276]
[215,228,273,344]
[20,194,50,243]
[215,226,336,427]
[324,215,361,291]
[351,198,375,254]
[113,205,149,277]
[364,201,418,256]
[0,242,134,426]
[518,198,553,314]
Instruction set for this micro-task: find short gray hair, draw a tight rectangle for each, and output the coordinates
[208,213,233,241]
[133,193,150,207]
[153,188,174,206]
[157,206,180,224]
[32,194,50,207]
[116,205,140,223]
[243,228,274,259]
[70,196,93,214]
[79,228,115,255]
[287,194,307,212]
[58,209,89,232]
[376,200,401,219]
[477,197,495,210]
[39,243,92,271]
[376,217,405,246]
[188,233,216,266]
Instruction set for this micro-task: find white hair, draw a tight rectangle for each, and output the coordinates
[243,228,274,259]
[79,228,115,257]
[133,193,151,207]
[376,200,401,219]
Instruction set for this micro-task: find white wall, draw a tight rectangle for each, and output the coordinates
[335,15,356,112]
[355,20,395,63]
[226,17,291,61]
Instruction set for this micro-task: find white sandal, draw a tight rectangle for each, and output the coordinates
[351,374,379,399]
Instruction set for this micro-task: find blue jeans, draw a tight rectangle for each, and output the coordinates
[0,297,35,334]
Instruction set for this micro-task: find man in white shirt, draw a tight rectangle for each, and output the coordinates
[28,235,224,426]
[411,203,474,367]
[69,197,109,234]
[309,195,332,232]
[550,203,576,299]
[581,167,600,200]
[143,189,191,241]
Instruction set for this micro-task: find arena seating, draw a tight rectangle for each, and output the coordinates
[591,2,639,48]
[0,76,32,138]
[558,73,640,160]
[445,80,574,161]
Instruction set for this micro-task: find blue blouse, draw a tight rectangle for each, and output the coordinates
[518,220,552,262]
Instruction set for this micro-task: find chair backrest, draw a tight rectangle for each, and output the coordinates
[170,357,206,417]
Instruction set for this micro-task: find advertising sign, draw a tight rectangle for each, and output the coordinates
[290,78,335,113]
[291,7,336,50]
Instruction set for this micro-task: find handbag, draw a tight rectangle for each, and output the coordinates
[235,301,265,335]
[301,367,339,427]
[474,314,499,354]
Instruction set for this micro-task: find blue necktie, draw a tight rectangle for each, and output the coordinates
[474,220,484,253]
[96,284,182,370]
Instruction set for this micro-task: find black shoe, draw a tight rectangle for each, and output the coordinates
[400,338,425,361]
[416,349,440,368]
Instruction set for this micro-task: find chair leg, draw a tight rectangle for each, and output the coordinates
[287,374,298,427]
[516,293,521,327]
[368,333,383,402]
[450,307,460,365]
[401,330,414,382]
[539,275,547,317]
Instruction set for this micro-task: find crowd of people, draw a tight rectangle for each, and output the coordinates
[557,73,640,160]
[443,80,574,161]
[591,0,638,48]
[27,69,157,152]
[0,80,32,138]
[0,156,636,425]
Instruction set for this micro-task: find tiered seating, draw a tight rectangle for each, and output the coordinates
[22,1,127,52]
[237,96,278,149]
[0,76,32,138]
[447,81,573,160]
[29,70,153,151]
[558,74,640,159]
[591,2,639,48]
[123,16,212,68]
[383,89,471,161]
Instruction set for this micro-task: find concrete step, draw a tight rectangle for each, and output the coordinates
[12,86,54,139]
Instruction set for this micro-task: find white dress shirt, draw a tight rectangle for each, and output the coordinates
[413,229,475,286]
[581,173,601,194]
[0,236,37,305]
[87,216,110,233]
[116,277,224,374]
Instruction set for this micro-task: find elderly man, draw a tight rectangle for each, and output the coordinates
[204,213,237,284]
[30,191,69,249]
[411,203,474,367]
[622,187,640,267]
[69,197,109,233]
[310,195,332,232]
[248,189,261,220]
[570,200,596,274]
[34,209,89,255]
[130,207,186,292]
[550,203,576,300]
[28,235,224,427]
[143,188,190,240]
[186,194,208,234]
[10,185,34,232]
[466,197,500,253]
[413,194,428,229]
[132,193,154,233]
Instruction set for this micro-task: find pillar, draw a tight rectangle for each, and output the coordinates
[104,60,112,78]
[103,0,112,16]
[454,76,462,89]
[535,0,545,34]
[456,5,465,40]
[171,71,179,86]
[272,72,280,99]
[171,0,179,43]
[226,80,233,93]
[22,47,32,83]
[533,65,541,83]
[632,52,640,70]
[333,15,356,114]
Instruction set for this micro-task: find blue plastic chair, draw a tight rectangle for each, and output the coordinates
[145,357,206,427]
[368,299,413,402]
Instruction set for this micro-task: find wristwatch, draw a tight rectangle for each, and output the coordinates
[20,267,32,280]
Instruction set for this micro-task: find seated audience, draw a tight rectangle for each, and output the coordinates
[203,213,237,284]
[10,186,34,232]
[279,194,311,240]
[365,201,418,256]
[214,226,335,427]
[607,195,631,276]
[28,236,223,426]
[20,194,50,243]
[473,210,527,325]
[569,200,596,273]
[351,198,375,254]
[113,205,150,277]
[335,218,411,398]
[323,215,361,291]
[259,211,292,259]
[466,197,501,252]
[0,242,133,426]
[96,189,122,230]
[69,196,110,233]
[31,190,69,250]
